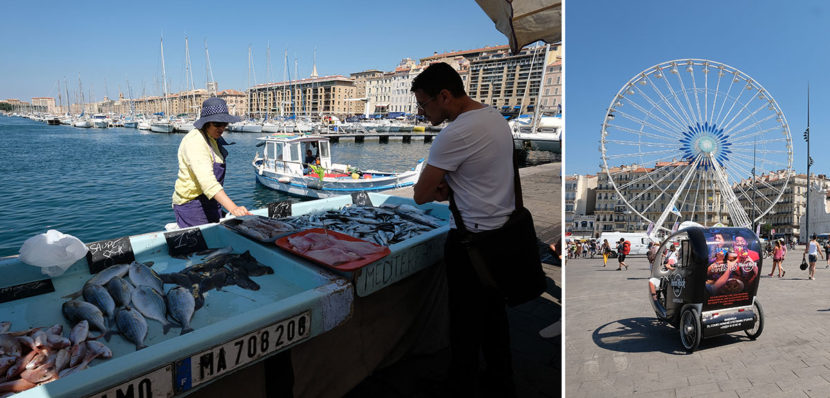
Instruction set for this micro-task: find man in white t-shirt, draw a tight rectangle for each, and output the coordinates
[412,62,516,397]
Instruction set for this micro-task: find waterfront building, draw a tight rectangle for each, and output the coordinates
[593,161,730,237]
[349,70,384,116]
[31,97,55,113]
[565,174,597,239]
[539,58,562,115]
[247,75,356,120]
[737,170,830,241]
[217,90,246,116]
[365,59,429,116]
[467,45,556,115]
[799,183,830,242]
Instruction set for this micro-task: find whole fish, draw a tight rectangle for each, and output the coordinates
[200,246,234,261]
[61,301,110,341]
[54,347,71,372]
[131,286,171,335]
[115,307,148,350]
[0,356,16,376]
[105,277,134,307]
[85,263,131,287]
[129,262,164,293]
[69,320,89,346]
[85,340,113,359]
[69,342,86,367]
[62,263,130,299]
[166,287,196,335]
[83,284,116,321]
[0,335,21,357]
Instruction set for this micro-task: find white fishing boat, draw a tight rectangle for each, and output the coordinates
[173,118,196,132]
[137,118,152,130]
[150,118,175,133]
[252,134,424,199]
[73,118,92,128]
[91,114,109,128]
[510,114,562,153]
[229,120,263,133]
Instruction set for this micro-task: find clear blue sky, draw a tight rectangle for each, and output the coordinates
[566,0,827,176]
[0,0,506,102]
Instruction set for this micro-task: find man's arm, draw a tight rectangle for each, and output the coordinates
[414,164,449,204]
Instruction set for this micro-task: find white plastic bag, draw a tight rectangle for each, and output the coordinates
[19,230,89,277]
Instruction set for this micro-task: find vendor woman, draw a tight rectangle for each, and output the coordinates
[172,97,252,227]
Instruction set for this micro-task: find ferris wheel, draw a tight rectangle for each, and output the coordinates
[600,59,793,233]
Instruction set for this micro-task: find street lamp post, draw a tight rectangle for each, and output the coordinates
[804,85,812,245]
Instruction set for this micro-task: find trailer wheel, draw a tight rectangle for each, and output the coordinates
[680,306,701,352]
[745,299,764,340]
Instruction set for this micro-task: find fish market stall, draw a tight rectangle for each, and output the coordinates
[226,193,451,397]
[246,193,450,297]
[0,221,353,397]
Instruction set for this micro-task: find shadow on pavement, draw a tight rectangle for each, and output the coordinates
[591,317,689,355]
[592,317,760,354]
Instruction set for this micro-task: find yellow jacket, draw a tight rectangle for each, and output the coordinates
[172,129,225,205]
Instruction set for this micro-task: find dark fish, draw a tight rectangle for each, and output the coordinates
[166,287,196,335]
[105,276,134,307]
[129,261,164,293]
[234,251,273,276]
[115,307,148,350]
[159,272,195,287]
[61,301,110,341]
[131,286,171,335]
[230,269,260,291]
[83,284,116,320]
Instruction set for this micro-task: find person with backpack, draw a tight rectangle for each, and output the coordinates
[616,238,630,270]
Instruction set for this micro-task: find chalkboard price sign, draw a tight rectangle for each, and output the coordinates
[0,279,55,304]
[164,228,208,258]
[268,200,293,218]
[86,237,136,274]
[351,192,373,207]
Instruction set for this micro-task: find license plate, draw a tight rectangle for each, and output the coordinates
[88,365,174,398]
[176,311,311,392]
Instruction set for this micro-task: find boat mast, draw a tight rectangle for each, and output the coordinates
[205,39,217,97]
[184,35,196,116]
[160,36,170,118]
[531,43,550,134]
[65,78,71,116]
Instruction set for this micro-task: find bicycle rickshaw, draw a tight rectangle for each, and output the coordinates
[648,227,764,352]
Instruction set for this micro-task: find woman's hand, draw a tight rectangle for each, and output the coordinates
[230,206,252,217]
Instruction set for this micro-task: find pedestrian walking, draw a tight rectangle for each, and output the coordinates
[824,240,830,269]
[804,234,824,280]
[616,238,630,270]
[769,239,786,278]
[601,239,611,267]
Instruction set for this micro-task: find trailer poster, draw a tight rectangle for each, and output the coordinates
[702,228,761,309]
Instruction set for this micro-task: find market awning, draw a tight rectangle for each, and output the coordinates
[475,0,562,54]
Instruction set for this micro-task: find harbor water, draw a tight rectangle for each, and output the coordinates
[0,115,556,257]
[0,116,431,257]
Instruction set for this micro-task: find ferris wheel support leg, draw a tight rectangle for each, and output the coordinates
[652,156,703,236]
[710,154,752,228]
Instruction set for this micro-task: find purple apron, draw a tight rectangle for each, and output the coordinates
[174,136,229,228]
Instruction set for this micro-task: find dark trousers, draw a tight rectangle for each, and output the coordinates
[444,229,515,397]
